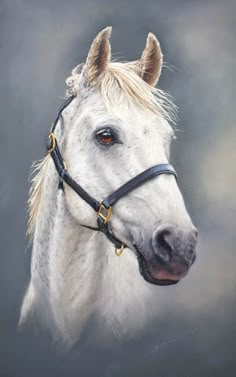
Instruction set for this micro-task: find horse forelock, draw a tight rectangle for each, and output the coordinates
[66,61,177,123]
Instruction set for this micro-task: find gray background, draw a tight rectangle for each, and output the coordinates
[1,0,236,376]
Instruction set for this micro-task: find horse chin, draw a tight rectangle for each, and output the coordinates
[134,245,184,286]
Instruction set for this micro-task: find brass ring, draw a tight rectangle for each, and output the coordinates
[115,244,125,256]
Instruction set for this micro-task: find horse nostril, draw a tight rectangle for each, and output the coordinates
[152,225,198,266]
[152,225,175,264]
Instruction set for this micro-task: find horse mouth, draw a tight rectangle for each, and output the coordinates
[134,245,185,286]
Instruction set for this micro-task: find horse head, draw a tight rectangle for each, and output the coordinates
[61,26,198,286]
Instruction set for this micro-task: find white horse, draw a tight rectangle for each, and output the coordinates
[20,27,197,349]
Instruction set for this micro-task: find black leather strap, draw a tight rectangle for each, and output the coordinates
[97,217,124,250]
[81,221,125,250]
[51,95,75,133]
[47,97,177,253]
[51,144,100,212]
[102,164,177,208]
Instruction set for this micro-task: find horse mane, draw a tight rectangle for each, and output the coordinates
[27,61,177,238]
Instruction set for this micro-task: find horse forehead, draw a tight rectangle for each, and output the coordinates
[79,104,166,132]
[76,113,168,142]
[69,94,172,140]
[118,114,173,144]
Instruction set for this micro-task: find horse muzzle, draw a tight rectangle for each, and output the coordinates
[134,224,198,286]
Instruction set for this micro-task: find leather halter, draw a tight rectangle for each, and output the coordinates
[47,96,177,255]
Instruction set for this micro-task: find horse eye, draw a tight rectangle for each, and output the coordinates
[96,128,116,145]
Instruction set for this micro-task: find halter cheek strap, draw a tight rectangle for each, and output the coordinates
[47,97,177,256]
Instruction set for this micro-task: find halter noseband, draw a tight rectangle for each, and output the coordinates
[47,96,177,256]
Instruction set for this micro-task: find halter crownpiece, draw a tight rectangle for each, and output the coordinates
[47,97,177,256]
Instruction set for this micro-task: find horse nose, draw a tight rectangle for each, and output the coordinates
[151,224,198,265]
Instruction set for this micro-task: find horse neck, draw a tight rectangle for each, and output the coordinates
[30,152,100,339]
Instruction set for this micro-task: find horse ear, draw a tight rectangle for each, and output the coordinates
[85,26,112,85]
[138,33,163,87]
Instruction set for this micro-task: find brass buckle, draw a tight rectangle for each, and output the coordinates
[47,133,56,154]
[97,203,112,224]
[115,244,125,256]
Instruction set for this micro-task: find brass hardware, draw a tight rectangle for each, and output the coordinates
[97,203,112,224]
[63,160,67,170]
[115,244,125,256]
[47,133,56,153]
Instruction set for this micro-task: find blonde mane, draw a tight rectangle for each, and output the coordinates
[27,154,51,238]
[66,62,177,122]
[28,61,177,238]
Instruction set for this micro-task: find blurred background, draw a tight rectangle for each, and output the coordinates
[0,0,236,376]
